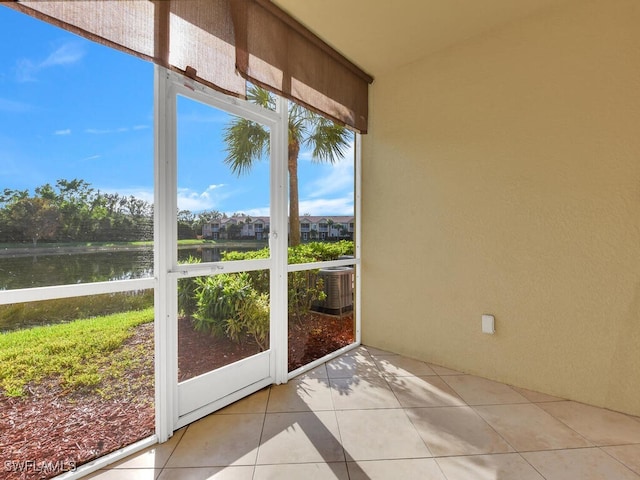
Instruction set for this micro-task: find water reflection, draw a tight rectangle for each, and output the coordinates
[177,245,257,264]
[0,245,262,290]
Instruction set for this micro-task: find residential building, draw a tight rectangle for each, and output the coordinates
[202,215,354,241]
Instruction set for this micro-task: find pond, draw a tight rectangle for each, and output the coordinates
[0,244,265,291]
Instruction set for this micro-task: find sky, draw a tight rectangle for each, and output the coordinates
[0,6,355,217]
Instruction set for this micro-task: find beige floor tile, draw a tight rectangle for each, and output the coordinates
[346,346,372,356]
[215,388,270,415]
[364,345,398,356]
[294,363,329,379]
[373,355,437,377]
[157,466,254,479]
[165,414,263,467]
[109,429,185,469]
[436,453,545,480]
[538,401,640,445]
[406,406,513,456]
[428,364,464,376]
[474,403,592,451]
[347,458,446,479]
[267,377,334,412]
[254,462,349,479]
[442,375,529,405]
[330,376,401,410]
[256,411,345,464]
[386,375,465,408]
[326,352,381,379]
[336,409,431,461]
[86,469,160,479]
[522,447,640,480]
[511,385,564,403]
[602,444,640,475]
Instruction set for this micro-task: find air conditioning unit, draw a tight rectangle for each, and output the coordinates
[313,266,354,315]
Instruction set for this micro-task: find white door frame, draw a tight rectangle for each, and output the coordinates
[154,67,289,437]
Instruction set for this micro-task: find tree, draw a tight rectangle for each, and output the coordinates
[326,218,335,239]
[223,86,351,246]
[48,178,97,241]
[7,197,60,246]
[226,223,241,240]
[178,209,196,239]
[194,210,223,236]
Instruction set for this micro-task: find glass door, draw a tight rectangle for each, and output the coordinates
[157,71,284,428]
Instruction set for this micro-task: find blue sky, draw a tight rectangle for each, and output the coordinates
[0,6,354,216]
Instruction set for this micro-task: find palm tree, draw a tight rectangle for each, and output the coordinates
[223,86,351,246]
[326,218,335,239]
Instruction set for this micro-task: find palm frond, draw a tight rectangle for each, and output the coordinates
[304,115,351,163]
[223,118,270,176]
[247,84,276,110]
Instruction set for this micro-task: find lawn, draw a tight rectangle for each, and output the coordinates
[0,308,154,397]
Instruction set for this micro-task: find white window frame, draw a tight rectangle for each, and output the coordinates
[0,65,362,478]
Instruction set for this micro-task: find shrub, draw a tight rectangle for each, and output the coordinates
[288,270,325,325]
[192,273,269,350]
[186,241,353,345]
[287,240,353,264]
[221,241,353,265]
[177,255,201,317]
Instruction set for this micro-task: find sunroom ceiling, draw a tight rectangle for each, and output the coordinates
[273,0,571,77]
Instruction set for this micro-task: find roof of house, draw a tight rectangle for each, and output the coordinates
[210,215,354,225]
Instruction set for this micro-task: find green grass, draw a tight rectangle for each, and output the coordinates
[0,239,221,250]
[176,239,217,246]
[0,308,154,398]
[0,240,151,250]
[0,291,154,332]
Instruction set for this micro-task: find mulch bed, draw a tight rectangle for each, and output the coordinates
[288,312,355,371]
[0,313,353,480]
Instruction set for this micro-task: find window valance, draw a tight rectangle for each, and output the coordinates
[9,0,373,132]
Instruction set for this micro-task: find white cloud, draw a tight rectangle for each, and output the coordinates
[101,187,154,205]
[15,59,38,83]
[85,125,150,135]
[177,184,228,211]
[82,154,101,161]
[99,184,232,212]
[304,141,355,199]
[54,129,71,136]
[299,196,354,216]
[298,150,313,162]
[244,206,270,217]
[42,43,86,68]
[178,111,228,124]
[0,98,33,113]
[16,42,85,82]
[85,128,123,135]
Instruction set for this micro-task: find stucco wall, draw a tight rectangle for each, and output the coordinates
[361,0,640,416]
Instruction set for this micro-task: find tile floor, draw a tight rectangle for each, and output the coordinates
[88,346,640,479]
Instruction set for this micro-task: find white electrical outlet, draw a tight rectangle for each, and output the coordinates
[482,314,495,334]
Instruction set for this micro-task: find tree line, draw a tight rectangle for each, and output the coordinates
[0,179,222,245]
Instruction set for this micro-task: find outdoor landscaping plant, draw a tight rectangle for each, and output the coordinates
[178,240,353,349]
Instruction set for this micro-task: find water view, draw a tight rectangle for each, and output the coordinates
[0,244,264,291]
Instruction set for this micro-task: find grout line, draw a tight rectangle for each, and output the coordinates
[252,386,272,473]
[598,445,640,478]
